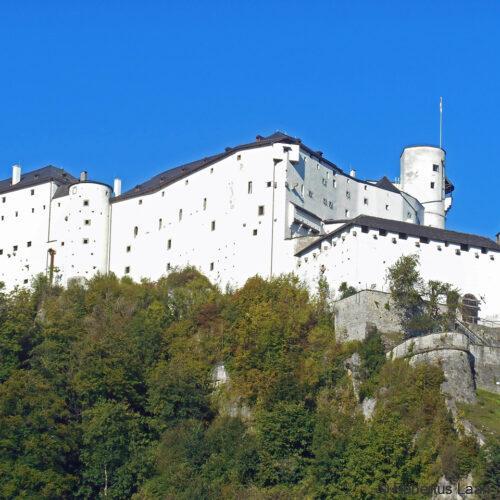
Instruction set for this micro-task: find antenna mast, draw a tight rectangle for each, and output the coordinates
[439,97,443,148]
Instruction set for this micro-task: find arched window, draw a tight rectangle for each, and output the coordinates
[462,294,480,324]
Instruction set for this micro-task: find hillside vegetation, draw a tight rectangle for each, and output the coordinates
[0,269,497,499]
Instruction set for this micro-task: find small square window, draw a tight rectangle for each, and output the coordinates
[481,247,487,254]
[433,164,439,172]
[361,226,369,233]
[253,229,258,236]
[460,244,469,252]
[455,249,461,255]
[308,190,313,198]
[24,279,28,284]
[267,181,272,187]
[13,245,18,251]
[30,189,35,195]
[398,233,407,240]
[237,154,241,161]
[61,242,65,246]
[379,229,387,236]
[84,219,91,225]
[83,238,89,244]
[83,200,89,206]
[345,209,350,217]
[258,205,265,216]
[27,241,32,247]
[420,237,429,244]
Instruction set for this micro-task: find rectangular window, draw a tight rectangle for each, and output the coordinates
[266,181,272,187]
[83,238,89,244]
[84,219,91,225]
[433,164,439,172]
[126,245,131,252]
[258,205,265,216]
[420,237,429,244]
[125,266,130,274]
[253,229,258,235]
[363,198,368,205]
[430,182,435,189]
[13,245,18,251]
[379,229,387,236]
[139,199,143,205]
[30,189,35,195]
[167,262,171,270]
[31,208,34,213]
[83,200,89,206]
[1,197,5,203]
[248,181,252,194]
[345,209,350,217]
[0,249,3,255]
[167,239,172,249]
[385,204,389,211]
[460,244,469,252]
[346,191,351,199]
[179,209,182,221]
[237,154,241,161]
[210,262,214,271]
[211,220,216,231]
[27,241,32,247]
[203,198,207,210]
[361,226,369,233]
[158,218,163,229]
[398,233,407,240]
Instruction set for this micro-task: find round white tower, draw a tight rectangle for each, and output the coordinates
[400,145,447,229]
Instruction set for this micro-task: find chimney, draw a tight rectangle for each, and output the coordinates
[350,168,356,178]
[113,178,122,197]
[79,171,88,182]
[12,164,21,185]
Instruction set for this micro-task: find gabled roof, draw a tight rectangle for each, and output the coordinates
[295,215,500,256]
[0,165,77,196]
[112,132,345,202]
[375,176,400,194]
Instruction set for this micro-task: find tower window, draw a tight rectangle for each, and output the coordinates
[267,181,272,187]
[433,164,439,172]
[430,182,435,189]
[248,181,252,194]
[258,205,265,216]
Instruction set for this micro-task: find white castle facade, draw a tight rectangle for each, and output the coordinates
[0,132,499,322]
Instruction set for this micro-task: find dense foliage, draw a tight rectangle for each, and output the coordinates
[0,270,491,498]
[386,254,460,338]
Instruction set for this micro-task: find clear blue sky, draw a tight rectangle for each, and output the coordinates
[0,1,498,237]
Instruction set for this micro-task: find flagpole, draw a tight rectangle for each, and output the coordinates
[439,97,443,148]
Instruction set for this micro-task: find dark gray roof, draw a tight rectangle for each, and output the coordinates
[112,132,349,202]
[375,176,400,193]
[0,165,77,196]
[296,215,500,256]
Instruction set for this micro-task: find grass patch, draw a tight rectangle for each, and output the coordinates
[459,389,500,442]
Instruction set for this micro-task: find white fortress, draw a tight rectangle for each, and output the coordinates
[0,132,499,321]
